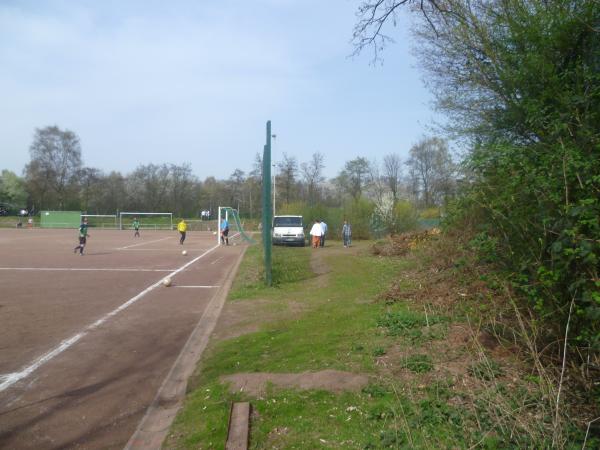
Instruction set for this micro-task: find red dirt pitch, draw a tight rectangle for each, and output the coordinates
[0,228,244,449]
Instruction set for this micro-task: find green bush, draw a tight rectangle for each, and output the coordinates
[279,199,375,240]
[392,200,419,234]
[443,1,600,351]
[419,207,441,220]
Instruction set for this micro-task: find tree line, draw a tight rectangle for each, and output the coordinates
[1,125,457,220]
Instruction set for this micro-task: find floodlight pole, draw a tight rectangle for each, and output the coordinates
[217,206,221,245]
[272,134,277,217]
[272,164,276,217]
[263,122,273,286]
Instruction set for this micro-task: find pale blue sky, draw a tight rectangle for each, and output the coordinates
[0,0,437,180]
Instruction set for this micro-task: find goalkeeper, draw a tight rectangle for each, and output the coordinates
[220,218,229,245]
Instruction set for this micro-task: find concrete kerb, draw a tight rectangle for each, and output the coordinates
[124,245,248,450]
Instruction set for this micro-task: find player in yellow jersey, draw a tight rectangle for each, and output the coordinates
[177,219,187,245]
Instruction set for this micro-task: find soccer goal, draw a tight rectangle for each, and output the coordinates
[217,206,255,245]
[119,212,173,231]
[184,219,218,232]
[81,214,117,229]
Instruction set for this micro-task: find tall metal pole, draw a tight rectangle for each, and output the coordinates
[262,122,273,286]
[217,206,221,245]
[272,164,276,217]
[271,134,277,217]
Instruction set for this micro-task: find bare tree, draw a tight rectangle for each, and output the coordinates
[127,164,171,211]
[245,153,263,219]
[383,153,402,204]
[366,159,387,204]
[96,171,126,214]
[352,1,456,63]
[301,152,325,204]
[169,164,198,216]
[228,169,246,212]
[78,167,102,213]
[277,153,298,206]
[406,137,454,207]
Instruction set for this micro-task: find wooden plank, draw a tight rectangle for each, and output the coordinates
[225,402,250,450]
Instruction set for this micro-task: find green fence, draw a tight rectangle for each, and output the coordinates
[40,211,81,228]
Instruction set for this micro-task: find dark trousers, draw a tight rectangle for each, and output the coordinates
[179,231,186,244]
[74,237,86,254]
[320,234,325,247]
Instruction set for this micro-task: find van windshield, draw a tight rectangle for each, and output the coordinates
[273,217,302,227]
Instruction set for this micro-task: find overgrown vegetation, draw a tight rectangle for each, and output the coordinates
[440,0,600,393]
[353,1,600,444]
[167,237,596,448]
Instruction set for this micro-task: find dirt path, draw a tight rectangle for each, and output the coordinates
[206,244,371,400]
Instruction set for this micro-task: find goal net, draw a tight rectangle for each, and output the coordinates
[81,214,117,229]
[183,219,218,232]
[217,206,255,245]
[119,212,173,230]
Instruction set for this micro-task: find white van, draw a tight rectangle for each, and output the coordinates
[272,215,305,246]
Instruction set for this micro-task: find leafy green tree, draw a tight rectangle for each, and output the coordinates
[0,170,28,209]
[354,0,600,351]
[25,126,82,210]
[339,157,371,201]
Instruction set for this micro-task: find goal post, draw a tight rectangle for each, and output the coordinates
[217,206,255,245]
[119,212,173,230]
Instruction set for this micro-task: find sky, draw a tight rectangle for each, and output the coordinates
[0,0,438,180]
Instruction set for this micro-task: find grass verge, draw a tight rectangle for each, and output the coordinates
[164,238,596,449]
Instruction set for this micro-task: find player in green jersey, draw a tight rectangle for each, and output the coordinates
[132,217,140,237]
[73,219,90,255]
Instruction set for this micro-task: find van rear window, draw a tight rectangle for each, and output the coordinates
[273,217,302,227]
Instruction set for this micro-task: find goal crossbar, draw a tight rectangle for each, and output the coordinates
[81,214,118,229]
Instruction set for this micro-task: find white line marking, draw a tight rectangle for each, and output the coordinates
[117,248,192,251]
[173,285,220,288]
[0,243,221,393]
[0,267,176,272]
[210,256,225,265]
[117,236,171,250]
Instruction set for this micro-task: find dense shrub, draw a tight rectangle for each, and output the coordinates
[279,199,375,240]
[426,0,600,350]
